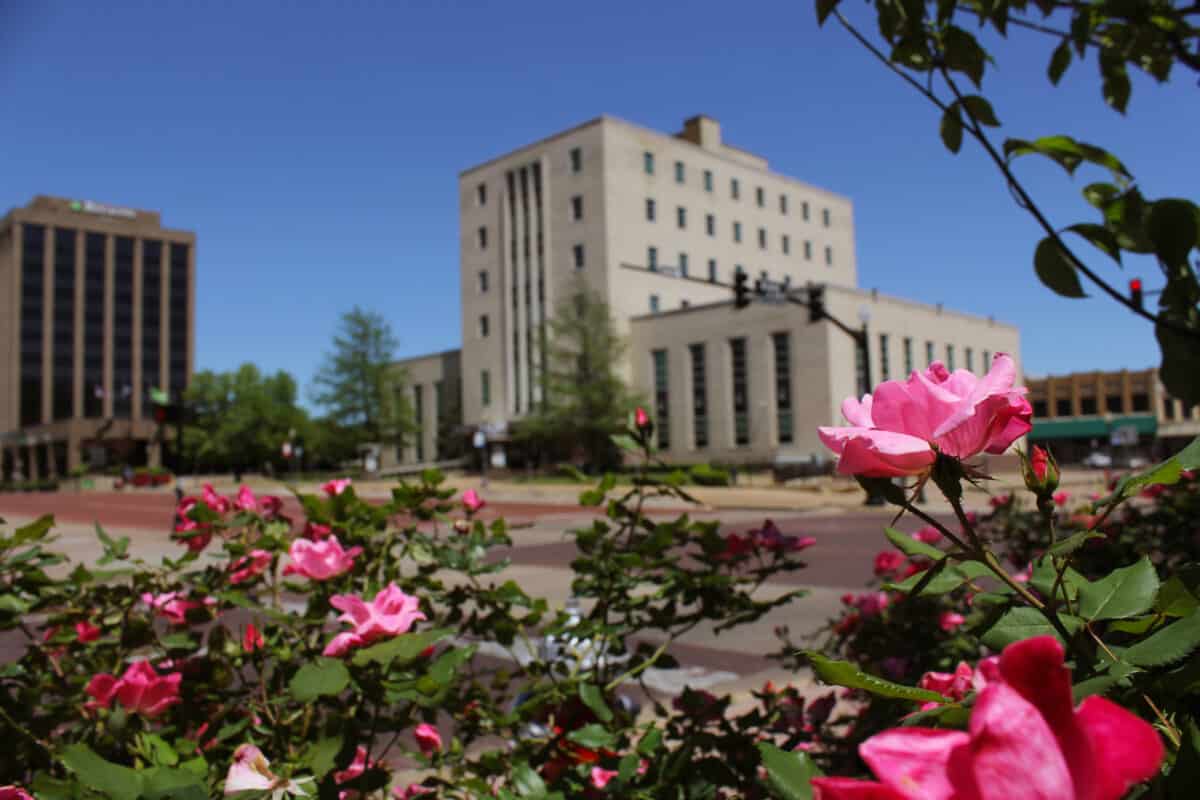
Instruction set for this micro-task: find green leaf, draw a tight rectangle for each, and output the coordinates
[512,763,548,798]
[578,489,606,507]
[1030,556,1088,604]
[940,107,963,154]
[816,0,841,25]
[611,434,640,454]
[943,25,986,86]
[757,742,821,800]
[60,744,143,800]
[351,628,452,668]
[1120,610,1200,668]
[140,733,179,766]
[567,723,614,749]
[289,658,351,701]
[981,607,1083,649]
[305,735,343,778]
[1048,40,1071,84]
[884,527,944,560]
[1065,223,1122,264]
[1101,62,1131,113]
[13,514,54,545]
[1098,436,1200,506]
[1047,530,1105,557]
[1157,571,1200,617]
[1072,672,1125,702]
[1083,182,1120,210]
[1034,237,1086,298]
[1078,557,1160,621]
[141,767,208,800]
[1146,198,1199,265]
[1005,135,1130,180]
[804,652,946,702]
[579,683,613,722]
[637,727,663,756]
[887,561,991,596]
[957,95,1000,126]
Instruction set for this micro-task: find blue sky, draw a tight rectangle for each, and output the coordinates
[2,1,1196,399]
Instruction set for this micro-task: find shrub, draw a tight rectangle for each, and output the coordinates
[689,463,731,486]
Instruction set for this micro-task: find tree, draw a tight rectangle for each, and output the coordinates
[817,0,1200,402]
[310,307,413,449]
[183,364,308,474]
[518,280,640,470]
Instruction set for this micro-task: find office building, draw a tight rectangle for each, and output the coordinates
[0,196,195,478]
[392,115,1021,467]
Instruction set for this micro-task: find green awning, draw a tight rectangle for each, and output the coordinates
[1029,414,1157,440]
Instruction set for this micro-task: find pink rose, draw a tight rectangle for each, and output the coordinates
[323,583,427,657]
[334,745,372,785]
[590,767,619,789]
[234,485,259,513]
[854,592,890,618]
[1054,491,1071,507]
[634,407,650,428]
[812,636,1163,800]
[228,550,272,585]
[85,660,182,718]
[224,744,313,796]
[322,478,352,496]
[818,355,1031,477]
[242,623,263,653]
[462,489,485,513]
[202,483,231,514]
[918,661,977,702]
[911,526,941,544]
[283,536,362,581]
[751,519,816,553]
[414,723,442,756]
[873,551,906,577]
[0,787,34,800]
[74,621,101,643]
[143,591,216,626]
[938,611,966,632]
[304,521,333,540]
[989,493,1012,508]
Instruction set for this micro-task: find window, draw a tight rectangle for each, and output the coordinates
[650,294,660,313]
[780,194,789,214]
[681,299,690,309]
[1132,392,1150,412]
[946,344,956,371]
[478,270,489,293]
[1033,399,1049,417]
[822,208,831,227]
[573,244,585,269]
[731,178,740,199]
[679,252,689,277]
[571,195,583,220]
[646,198,656,221]
[925,341,935,366]
[758,227,767,250]
[1081,397,1098,415]
[855,339,868,397]
[782,234,790,255]
[644,151,655,174]
[476,183,487,206]
[648,246,658,271]
[55,228,77,421]
[1106,394,1122,413]
[965,347,974,373]
[477,226,488,250]
[674,160,685,184]
[879,334,890,381]
[703,170,713,192]
[570,147,583,173]
[802,201,810,221]
[677,206,687,229]
[706,213,715,236]
[19,224,45,427]
[756,186,765,207]
[731,338,750,446]
[479,314,490,338]
[824,245,833,266]
[804,240,812,261]
[773,332,793,444]
[982,350,991,368]
[481,370,491,406]
[413,384,425,462]
[733,221,742,243]
[707,258,717,282]
[903,337,914,375]
[653,349,670,449]
[1056,398,1072,417]
[690,343,708,448]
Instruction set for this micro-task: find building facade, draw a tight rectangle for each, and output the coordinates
[1026,368,1199,463]
[392,114,1023,467]
[0,196,195,478]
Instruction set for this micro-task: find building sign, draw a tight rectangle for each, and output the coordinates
[68,199,137,219]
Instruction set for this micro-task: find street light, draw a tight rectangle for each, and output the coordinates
[857,306,873,398]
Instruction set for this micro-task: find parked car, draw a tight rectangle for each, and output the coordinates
[1082,452,1114,469]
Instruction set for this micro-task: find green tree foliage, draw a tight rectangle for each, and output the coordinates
[518,281,640,470]
[183,364,308,473]
[817,0,1200,403]
[311,307,413,449]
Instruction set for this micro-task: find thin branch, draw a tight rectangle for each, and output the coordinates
[833,10,951,113]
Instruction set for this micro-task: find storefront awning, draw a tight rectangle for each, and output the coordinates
[1029,414,1157,440]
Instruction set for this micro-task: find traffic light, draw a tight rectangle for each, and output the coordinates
[1130,278,1143,310]
[734,267,751,309]
[808,283,825,323]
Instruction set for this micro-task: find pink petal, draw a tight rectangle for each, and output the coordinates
[997,636,1075,731]
[841,394,875,427]
[323,632,363,657]
[859,728,971,800]
[1071,696,1163,800]
[811,778,908,800]
[819,427,935,478]
[967,682,1074,800]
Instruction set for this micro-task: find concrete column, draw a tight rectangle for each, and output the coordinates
[67,431,82,473]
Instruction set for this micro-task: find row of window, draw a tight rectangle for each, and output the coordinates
[1032,395,1153,418]
[644,199,827,258]
[876,337,995,383]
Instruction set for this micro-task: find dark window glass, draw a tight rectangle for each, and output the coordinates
[646,198,656,221]
[731,337,749,445]
[84,233,105,417]
[674,160,685,184]
[965,347,975,373]
[903,337,914,375]
[707,259,717,283]
[141,240,163,416]
[169,243,190,397]
[571,195,583,220]
[1056,399,1072,417]
[925,341,935,367]
[52,228,76,420]
[113,237,134,418]
[773,333,793,444]
[20,224,46,426]
[703,170,713,192]
[1033,400,1049,418]
[653,349,669,449]
[679,252,688,277]
[570,147,582,173]
[1106,395,1122,413]
[706,214,715,236]
[690,344,708,448]
[677,206,686,229]
[879,333,890,382]
[481,370,491,406]
[1132,393,1150,412]
[1080,397,1098,415]
[413,384,424,462]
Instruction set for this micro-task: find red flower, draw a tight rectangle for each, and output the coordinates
[74,621,101,643]
[242,623,264,653]
[634,407,650,428]
[85,660,182,718]
[873,551,906,577]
